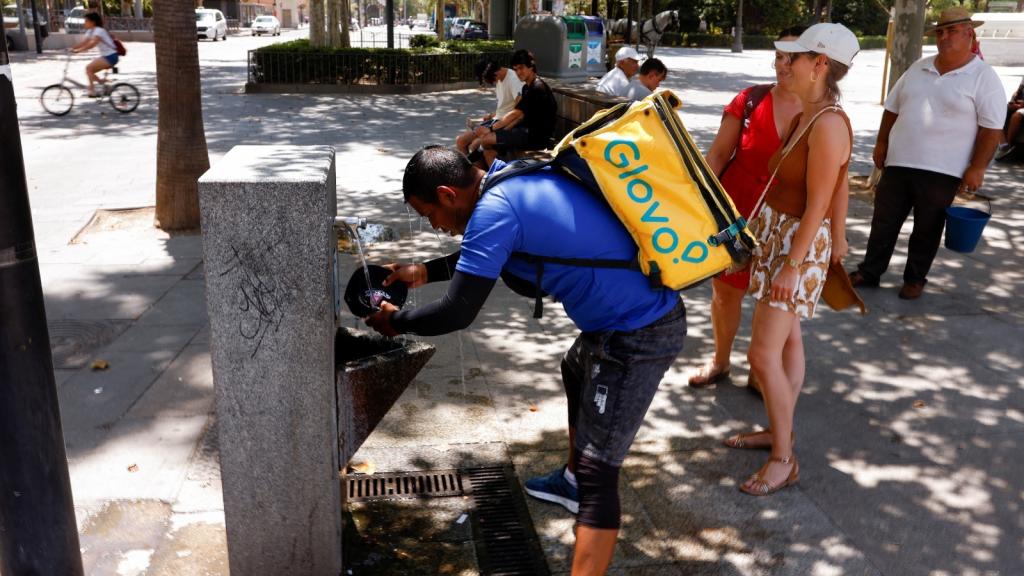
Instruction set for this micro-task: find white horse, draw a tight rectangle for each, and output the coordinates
[608,10,680,57]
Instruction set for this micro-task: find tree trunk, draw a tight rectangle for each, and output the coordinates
[807,0,819,24]
[152,0,208,231]
[310,0,325,47]
[890,0,926,91]
[327,0,340,47]
[435,0,443,37]
[339,0,350,47]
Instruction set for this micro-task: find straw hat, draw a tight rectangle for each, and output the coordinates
[925,7,983,36]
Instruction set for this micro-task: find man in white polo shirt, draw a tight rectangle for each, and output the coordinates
[596,46,639,97]
[850,7,1005,300]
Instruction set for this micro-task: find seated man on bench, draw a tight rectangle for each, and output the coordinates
[467,49,557,167]
[996,76,1024,161]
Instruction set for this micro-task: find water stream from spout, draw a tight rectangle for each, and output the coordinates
[350,227,381,311]
[403,205,418,311]
[434,229,467,393]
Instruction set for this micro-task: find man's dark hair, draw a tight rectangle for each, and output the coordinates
[510,49,536,71]
[402,146,477,204]
[85,12,103,26]
[640,58,667,76]
[475,59,499,85]
[778,25,807,39]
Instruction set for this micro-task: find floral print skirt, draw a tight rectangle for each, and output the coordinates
[748,204,831,319]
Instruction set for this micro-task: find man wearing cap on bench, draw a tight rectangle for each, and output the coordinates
[596,46,640,97]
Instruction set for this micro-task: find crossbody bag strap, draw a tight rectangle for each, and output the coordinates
[747,105,841,222]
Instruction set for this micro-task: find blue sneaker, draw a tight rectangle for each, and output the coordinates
[524,466,579,514]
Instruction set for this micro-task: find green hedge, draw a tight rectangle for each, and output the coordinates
[249,39,515,85]
[657,33,925,51]
[254,38,514,55]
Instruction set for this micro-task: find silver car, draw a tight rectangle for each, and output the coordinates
[251,15,280,36]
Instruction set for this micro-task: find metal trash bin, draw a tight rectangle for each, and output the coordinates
[513,14,590,81]
[583,16,605,74]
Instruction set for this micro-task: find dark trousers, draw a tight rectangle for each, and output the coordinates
[857,166,961,285]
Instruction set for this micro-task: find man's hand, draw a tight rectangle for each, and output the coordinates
[960,165,986,194]
[365,301,400,337]
[872,140,888,170]
[383,263,428,289]
[482,113,494,121]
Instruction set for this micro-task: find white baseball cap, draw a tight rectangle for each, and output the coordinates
[615,46,640,62]
[774,23,859,67]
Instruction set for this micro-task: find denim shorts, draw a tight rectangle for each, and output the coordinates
[495,126,531,149]
[103,53,119,66]
[563,299,686,466]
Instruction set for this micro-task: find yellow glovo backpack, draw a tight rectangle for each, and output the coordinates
[484,89,758,318]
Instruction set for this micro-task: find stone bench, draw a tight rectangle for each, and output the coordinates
[497,78,625,163]
[546,77,628,142]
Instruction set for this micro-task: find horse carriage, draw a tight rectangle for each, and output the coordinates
[605,9,681,57]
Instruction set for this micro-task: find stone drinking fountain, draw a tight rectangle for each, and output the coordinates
[199,146,434,575]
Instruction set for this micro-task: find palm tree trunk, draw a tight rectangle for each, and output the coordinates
[152,0,209,231]
[890,0,926,90]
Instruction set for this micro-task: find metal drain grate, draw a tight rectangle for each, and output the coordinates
[467,466,550,576]
[347,469,465,502]
[48,320,130,369]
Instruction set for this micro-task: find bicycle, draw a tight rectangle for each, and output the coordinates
[40,55,140,116]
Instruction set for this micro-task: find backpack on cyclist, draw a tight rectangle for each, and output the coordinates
[483,88,757,317]
[112,35,127,57]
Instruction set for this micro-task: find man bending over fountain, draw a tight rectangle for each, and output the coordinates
[364,145,685,576]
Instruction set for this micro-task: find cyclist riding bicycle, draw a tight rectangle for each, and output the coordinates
[69,13,118,97]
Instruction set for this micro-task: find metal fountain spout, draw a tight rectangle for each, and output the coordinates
[334,215,367,240]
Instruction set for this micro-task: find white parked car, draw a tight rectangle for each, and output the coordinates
[64,6,86,33]
[251,15,280,36]
[449,17,473,39]
[196,8,227,41]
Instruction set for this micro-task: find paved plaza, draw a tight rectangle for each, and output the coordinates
[6,29,1024,575]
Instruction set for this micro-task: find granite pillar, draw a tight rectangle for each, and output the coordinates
[199,145,341,576]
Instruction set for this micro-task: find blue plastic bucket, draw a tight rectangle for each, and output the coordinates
[945,199,991,253]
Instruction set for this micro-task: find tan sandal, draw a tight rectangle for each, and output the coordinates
[688,363,730,388]
[739,455,799,496]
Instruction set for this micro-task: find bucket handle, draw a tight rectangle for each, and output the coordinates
[957,192,992,216]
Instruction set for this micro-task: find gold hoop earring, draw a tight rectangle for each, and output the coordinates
[810,72,818,82]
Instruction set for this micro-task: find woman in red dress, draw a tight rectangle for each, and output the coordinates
[688,27,806,394]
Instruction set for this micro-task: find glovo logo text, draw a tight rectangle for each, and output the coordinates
[603,139,708,265]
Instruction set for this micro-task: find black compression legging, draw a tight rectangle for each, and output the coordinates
[574,453,622,530]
